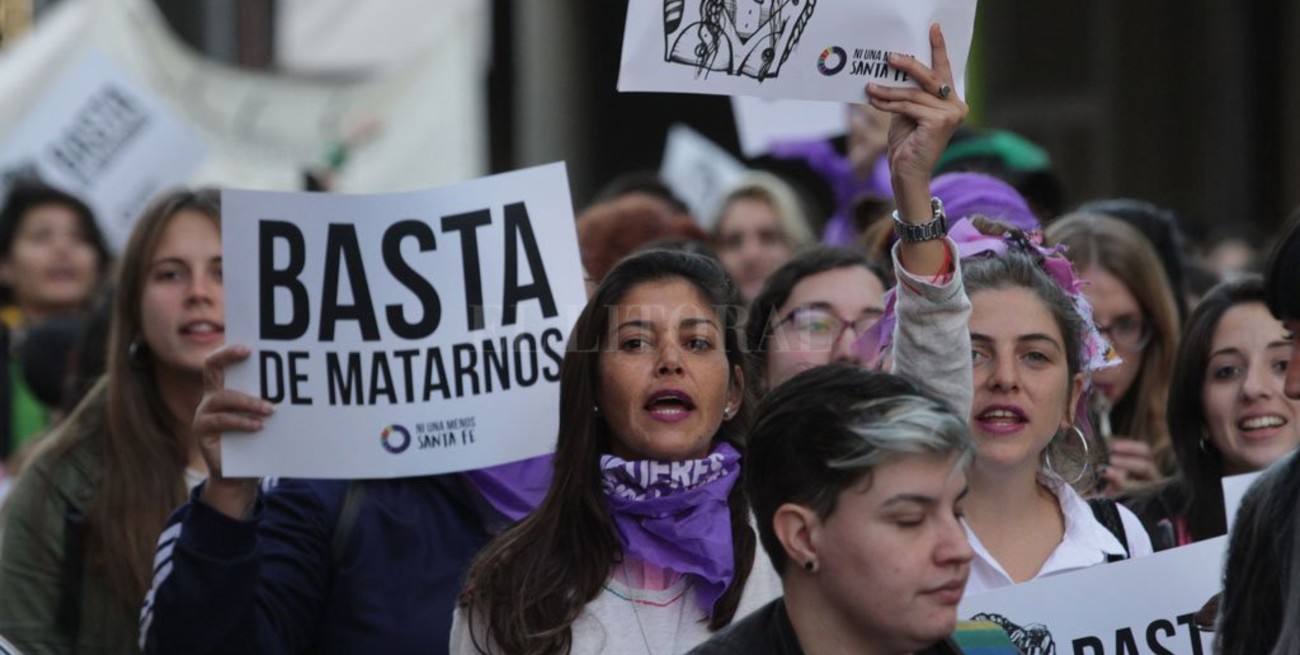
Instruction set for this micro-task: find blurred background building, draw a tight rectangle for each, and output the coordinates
[2,0,1298,237]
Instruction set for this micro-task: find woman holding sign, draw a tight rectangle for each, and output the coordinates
[864,24,1152,595]
[0,188,222,654]
[451,248,782,654]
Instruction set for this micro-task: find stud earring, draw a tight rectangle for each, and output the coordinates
[804,560,816,573]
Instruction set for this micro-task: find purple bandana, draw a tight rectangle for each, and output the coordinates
[601,443,741,616]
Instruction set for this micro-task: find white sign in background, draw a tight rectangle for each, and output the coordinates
[0,48,207,252]
[221,163,585,479]
[618,0,977,103]
[1221,471,1263,530]
[660,124,746,230]
[958,537,1224,655]
[731,96,847,159]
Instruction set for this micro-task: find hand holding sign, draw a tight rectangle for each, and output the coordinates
[195,344,274,518]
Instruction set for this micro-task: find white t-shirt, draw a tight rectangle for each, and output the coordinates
[963,480,1154,596]
[450,554,783,654]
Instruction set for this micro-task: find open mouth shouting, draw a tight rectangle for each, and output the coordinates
[645,389,697,423]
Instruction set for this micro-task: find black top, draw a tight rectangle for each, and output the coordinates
[687,598,962,655]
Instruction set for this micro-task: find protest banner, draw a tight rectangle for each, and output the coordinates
[1221,470,1262,530]
[618,0,978,103]
[0,48,207,251]
[958,537,1225,655]
[731,96,846,158]
[660,123,746,229]
[220,162,585,479]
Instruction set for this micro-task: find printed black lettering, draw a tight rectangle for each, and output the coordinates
[424,347,451,400]
[320,224,381,341]
[482,337,510,392]
[453,343,481,397]
[513,332,539,386]
[259,221,310,340]
[1071,636,1104,655]
[260,351,285,403]
[1175,613,1205,655]
[501,202,558,325]
[326,352,363,404]
[1145,619,1177,655]
[368,352,397,404]
[383,220,442,339]
[541,327,564,382]
[288,351,312,405]
[442,209,492,330]
[392,349,420,403]
[1114,628,1139,655]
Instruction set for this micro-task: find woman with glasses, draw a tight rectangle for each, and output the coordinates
[1122,276,1299,550]
[1046,214,1181,494]
[745,248,889,392]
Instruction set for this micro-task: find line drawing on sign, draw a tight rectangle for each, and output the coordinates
[969,613,1057,655]
[663,0,817,81]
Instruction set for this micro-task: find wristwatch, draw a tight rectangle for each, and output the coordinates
[892,197,948,242]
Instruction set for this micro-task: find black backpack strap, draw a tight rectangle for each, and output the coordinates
[331,480,367,569]
[1087,497,1130,562]
[57,503,85,652]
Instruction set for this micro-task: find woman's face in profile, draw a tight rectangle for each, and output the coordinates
[809,452,972,650]
[597,277,741,462]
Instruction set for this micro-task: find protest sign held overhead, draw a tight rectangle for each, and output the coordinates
[0,48,208,252]
[221,162,586,479]
[731,96,847,159]
[958,537,1224,655]
[618,0,978,103]
[660,124,745,229]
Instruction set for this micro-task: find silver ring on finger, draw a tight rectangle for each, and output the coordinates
[936,84,951,100]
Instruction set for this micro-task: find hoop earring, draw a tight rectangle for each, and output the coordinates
[1044,425,1090,486]
[128,339,152,370]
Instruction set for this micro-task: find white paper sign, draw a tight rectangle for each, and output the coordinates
[220,163,585,479]
[618,0,978,103]
[958,537,1225,655]
[731,96,847,158]
[660,124,746,229]
[1221,471,1263,531]
[0,48,208,252]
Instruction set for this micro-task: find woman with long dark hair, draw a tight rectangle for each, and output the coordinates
[1121,277,1298,549]
[452,249,780,654]
[0,189,222,653]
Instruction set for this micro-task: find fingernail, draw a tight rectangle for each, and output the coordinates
[262,402,275,414]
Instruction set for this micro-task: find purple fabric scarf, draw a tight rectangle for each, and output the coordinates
[601,443,741,616]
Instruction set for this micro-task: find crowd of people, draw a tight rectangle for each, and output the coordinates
[0,22,1297,655]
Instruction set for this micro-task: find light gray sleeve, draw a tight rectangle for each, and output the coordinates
[888,238,974,421]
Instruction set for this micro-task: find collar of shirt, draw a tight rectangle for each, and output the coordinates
[962,479,1126,595]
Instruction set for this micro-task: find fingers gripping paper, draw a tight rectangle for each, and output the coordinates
[618,0,978,103]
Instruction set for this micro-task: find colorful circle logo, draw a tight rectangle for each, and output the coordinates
[380,424,411,454]
[817,46,848,76]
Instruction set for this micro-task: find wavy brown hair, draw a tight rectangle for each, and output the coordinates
[36,188,220,621]
[459,249,757,655]
[1047,213,1181,474]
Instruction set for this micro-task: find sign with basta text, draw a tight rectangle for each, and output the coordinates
[221,163,585,478]
[958,537,1224,655]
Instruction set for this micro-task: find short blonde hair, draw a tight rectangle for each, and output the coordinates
[713,171,815,248]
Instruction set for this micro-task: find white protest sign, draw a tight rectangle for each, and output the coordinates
[958,537,1225,655]
[221,163,585,479]
[731,96,846,158]
[1221,471,1262,531]
[618,0,977,103]
[0,48,208,252]
[660,123,746,229]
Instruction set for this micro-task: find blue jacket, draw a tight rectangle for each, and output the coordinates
[139,475,495,655]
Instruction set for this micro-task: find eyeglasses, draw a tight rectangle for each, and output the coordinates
[1094,317,1152,353]
[776,306,881,349]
